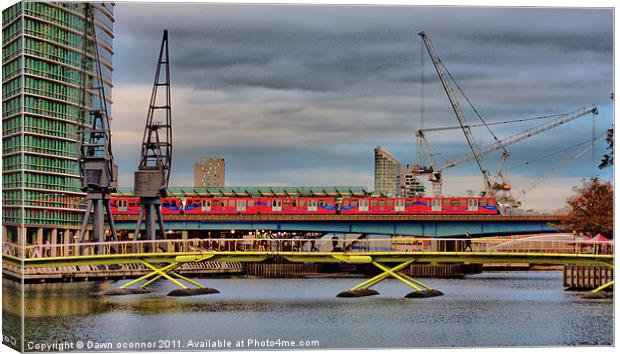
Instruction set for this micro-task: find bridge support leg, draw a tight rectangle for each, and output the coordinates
[336,260,443,298]
[582,263,614,299]
[103,260,220,297]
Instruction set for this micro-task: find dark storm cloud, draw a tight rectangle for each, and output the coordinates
[110,3,613,209]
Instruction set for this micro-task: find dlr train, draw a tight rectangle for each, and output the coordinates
[109,196,499,215]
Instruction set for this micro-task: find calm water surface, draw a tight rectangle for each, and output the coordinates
[3,272,614,350]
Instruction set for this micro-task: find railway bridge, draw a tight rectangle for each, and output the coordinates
[112,214,562,238]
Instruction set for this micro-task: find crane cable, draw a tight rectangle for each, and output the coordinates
[440,62,505,152]
[514,135,604,168]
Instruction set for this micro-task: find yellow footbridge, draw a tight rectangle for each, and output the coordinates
[2,237,613,298]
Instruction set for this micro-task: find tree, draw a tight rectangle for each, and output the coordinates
[599,128,613,169]
[559,177,613,239]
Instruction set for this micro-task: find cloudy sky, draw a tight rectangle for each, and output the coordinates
[109,3,613,210]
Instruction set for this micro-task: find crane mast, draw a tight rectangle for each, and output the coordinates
[134,30,173,241]
[418,31,496,196]
[78,3,118,245]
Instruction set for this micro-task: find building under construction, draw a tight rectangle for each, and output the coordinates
[2,2,115,245]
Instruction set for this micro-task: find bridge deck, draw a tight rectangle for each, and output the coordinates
[113,214,562,222]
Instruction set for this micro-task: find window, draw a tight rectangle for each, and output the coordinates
[299,200,305,207]
[228,200,235,207]
[371,200,377,206]
[443,199,450,206]
[379,201,385,207]
[387,200,393,206]
[451,200,458,207]
[459,200,466,207]
[284,200,290,207]
[213,201,219,207]
[292,200,297,208]
[248,200,254,207]
[480,200,487,207]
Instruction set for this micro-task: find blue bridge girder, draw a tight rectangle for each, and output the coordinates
[113,215,561,238]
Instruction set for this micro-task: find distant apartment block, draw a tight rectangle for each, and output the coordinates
[195,156,225,188]
[374,146,402,196]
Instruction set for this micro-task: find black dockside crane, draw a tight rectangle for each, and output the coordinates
[78,3,118,245]
[133,30,173,241]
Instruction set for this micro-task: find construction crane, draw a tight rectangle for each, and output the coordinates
[512,131,607,202]
[418,31,508,202]
[78,3,118,244]
[133,30,173,241]
[418,31,599,206]
[416,105,599,196]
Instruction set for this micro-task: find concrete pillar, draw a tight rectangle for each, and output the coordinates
[50,228,58,257]
[182,230,189,252]
[17,227,26,258]
[2,225,8,243]
[62,230,71,257]
[36,228,44,246]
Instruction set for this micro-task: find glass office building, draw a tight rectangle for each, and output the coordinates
[2,2,114,246]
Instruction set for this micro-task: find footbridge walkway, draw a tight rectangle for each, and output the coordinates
[3,236,613,298]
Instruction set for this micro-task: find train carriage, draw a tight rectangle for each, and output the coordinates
[262,197,336,214]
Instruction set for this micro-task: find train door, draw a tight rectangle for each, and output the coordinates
[468,199,478,212]
[202,199,211,212]
[118,199,127,212]
[395,199,405,212]
[307,199,317,212]
[236,199,247,212]
[431,199,442,212]
[271,199,282,212]
[359,199,369,212]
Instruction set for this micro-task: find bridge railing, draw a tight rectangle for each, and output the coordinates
[2,237,614,259]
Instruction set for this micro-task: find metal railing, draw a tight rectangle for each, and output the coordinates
[2,237,614,259]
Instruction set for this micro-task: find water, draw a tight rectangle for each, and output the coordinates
[3,272,614,350]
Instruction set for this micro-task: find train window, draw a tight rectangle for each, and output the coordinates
[352,201,358,207]
[228,200,235,207]
[248,200,254,207]
[214,201,219,207]
[459,200,466,207]
[387,200,393,206]
[451,200,458,207]
[371,200,377,206]
[406,200,414,206]
[193,200,201,207]
[327,200,333,206]
[343,200,350,206]
[488,199,496,206]
[129,201,137,207]
[379,200,385,207]
[292,200,297,208]
[284,200,290,207]
[319,201,326,207]
[272,200,277,207]
[443,199,450,206]
[171,200,177,207]
[299,200,305,206]
[480,200,487,207]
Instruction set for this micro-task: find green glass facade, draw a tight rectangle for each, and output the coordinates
[2,2,114,241]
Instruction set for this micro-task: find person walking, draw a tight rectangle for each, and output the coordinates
[464,232,473,252]
[32,242,42,258]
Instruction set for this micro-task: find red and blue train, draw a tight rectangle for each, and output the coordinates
[109,196,499,215]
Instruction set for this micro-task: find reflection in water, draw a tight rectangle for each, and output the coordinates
[4,272,614,349]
